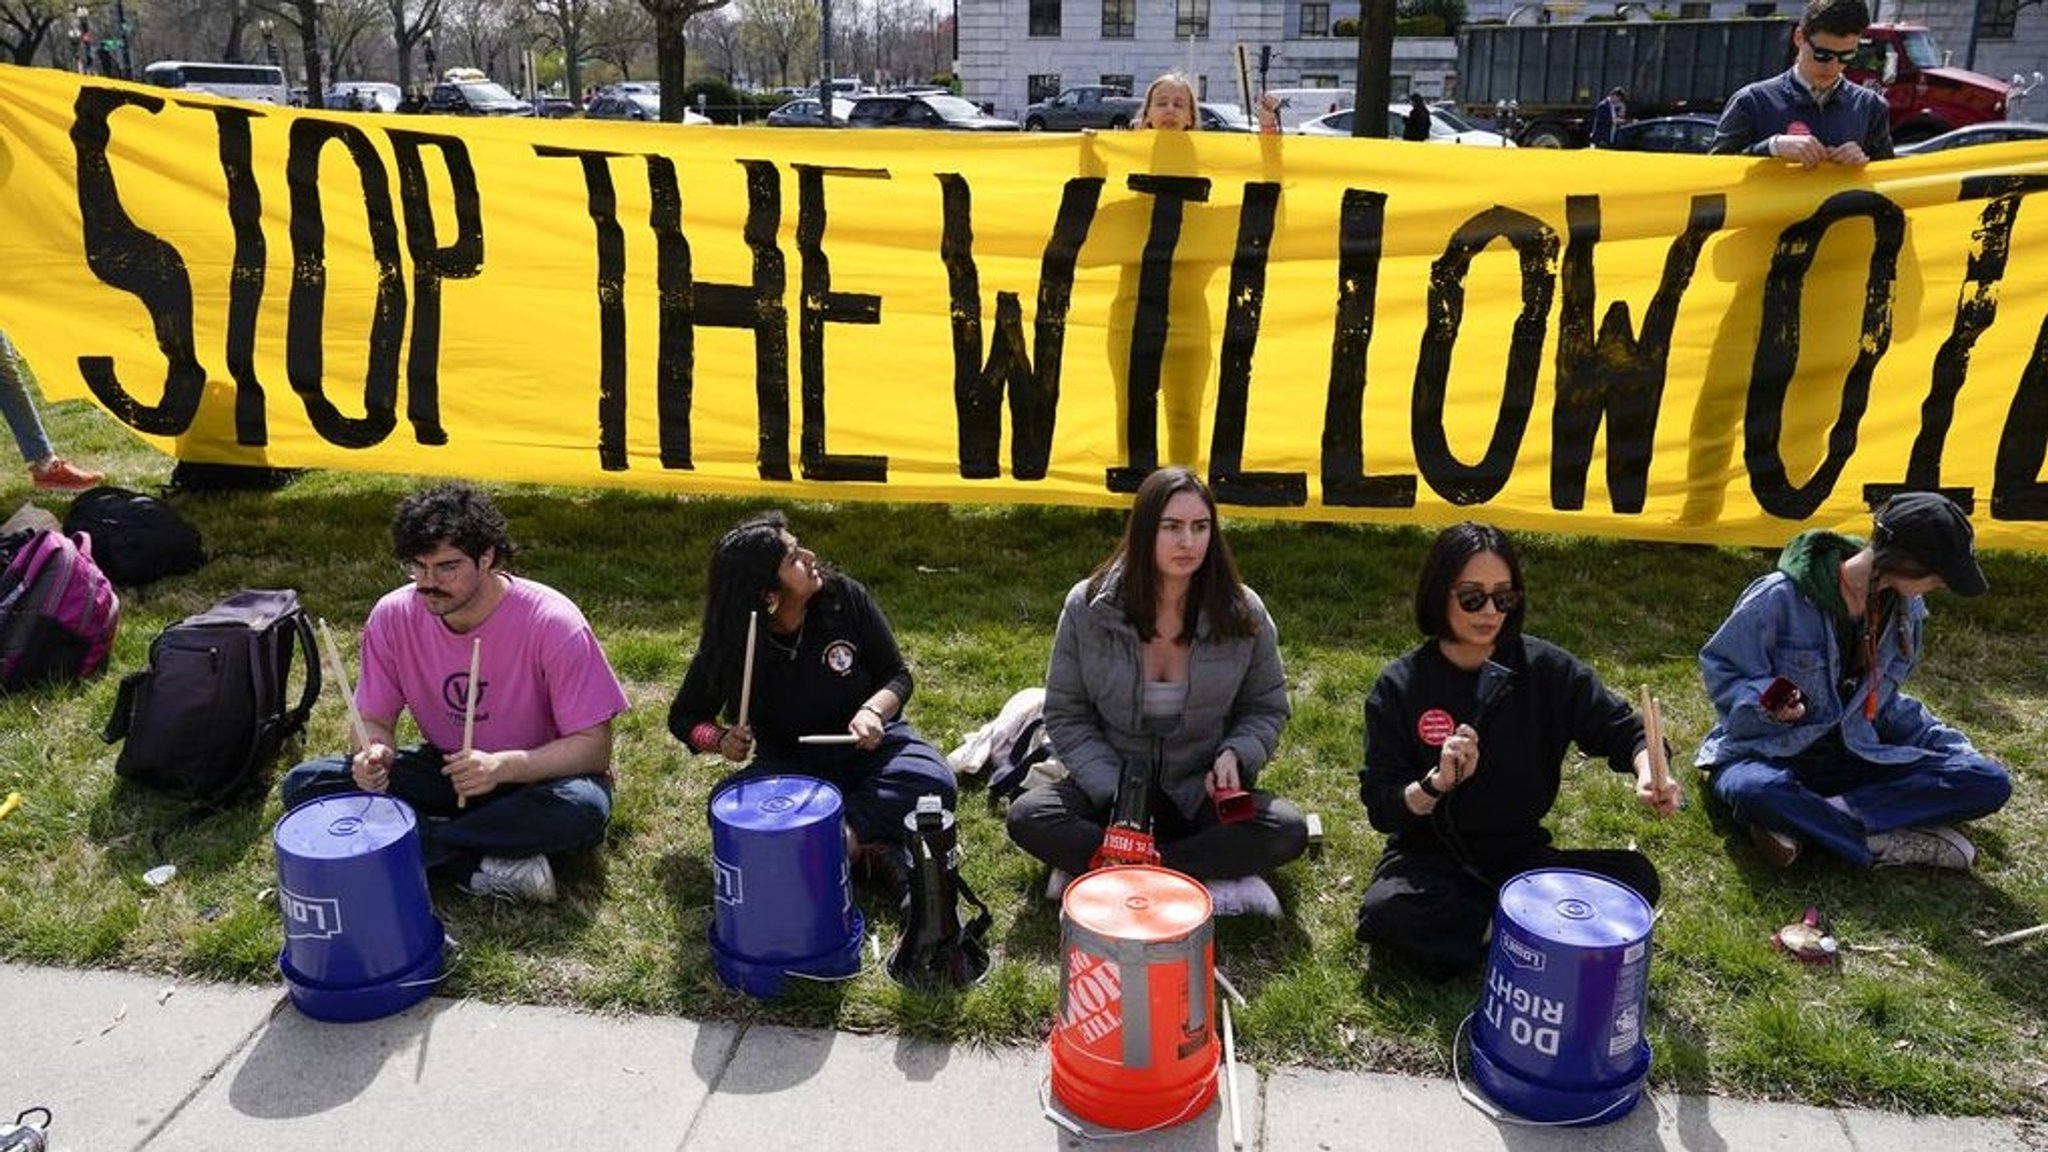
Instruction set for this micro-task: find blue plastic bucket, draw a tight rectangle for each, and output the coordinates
[707,775,864,997]
[1468,869,1653,1125]
[273,793,444,1023]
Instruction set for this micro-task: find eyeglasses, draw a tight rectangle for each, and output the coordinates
[401,556,472,583]
[1452,585,1523,614]
[1805,44,1853,64]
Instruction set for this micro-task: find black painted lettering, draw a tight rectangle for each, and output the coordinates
[69,86,207,434]
[647,156,695,469]
[207,104,272,446]
[1209,181,1304,507]
[284,119,408,449]
[1414,206,1557,505]
[1552,193,1722,513]
[1321,189,1416,508]
[538,145,633,469]
[1745,190,1904,519]
[1108,173,1211,493]
[700,159,792,481]
[940,174,1100,480]
[389,129,484,447]
[792,164,886,482]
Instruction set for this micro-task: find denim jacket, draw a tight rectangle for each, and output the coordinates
[1695,571,1972,769]
[1044,572,1290,818]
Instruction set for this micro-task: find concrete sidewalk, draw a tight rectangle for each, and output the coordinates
[2,962,2039,1152]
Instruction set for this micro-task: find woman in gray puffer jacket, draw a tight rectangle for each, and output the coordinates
[1005,467,1308,916]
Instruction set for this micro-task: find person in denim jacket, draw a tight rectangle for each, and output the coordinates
[1696,493,2010,870]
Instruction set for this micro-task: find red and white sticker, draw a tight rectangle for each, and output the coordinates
[1417,708,1457,746]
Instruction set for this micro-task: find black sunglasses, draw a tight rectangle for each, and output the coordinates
[1452,585,1523,614]
[1806,44,1853,63]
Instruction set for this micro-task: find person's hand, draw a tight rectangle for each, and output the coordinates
[351,743,393,792]
[1636,763,1682,816]
[717,723,754,762]
[1825,140,1871,166]
[849,705,885,750]
[1770,132,1828,168]
[1434,723,1480,791]
[1256,93,1282,134]
[1206,748,1243,796]
[442,747,509,800]
[1766,690,1807,724]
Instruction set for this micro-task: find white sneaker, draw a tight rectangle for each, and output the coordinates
[1045,868,1073,902]
[1205,876,1282,919]
[1868,825,1976,871]
[465,854,559,903]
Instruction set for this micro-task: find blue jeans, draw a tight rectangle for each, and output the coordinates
[1709,749,2010,865]
[281,746,612,875]
[0,331,55,465]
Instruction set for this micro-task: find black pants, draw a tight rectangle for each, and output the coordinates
[1006,776,1309,880]
[1355,844,1661,978]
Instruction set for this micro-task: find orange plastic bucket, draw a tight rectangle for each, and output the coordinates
[1049,865,1217,1130]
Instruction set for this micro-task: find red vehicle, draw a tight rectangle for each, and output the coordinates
[1455,17,2010,148]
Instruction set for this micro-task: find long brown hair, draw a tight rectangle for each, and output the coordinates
[1088,467,1254,641]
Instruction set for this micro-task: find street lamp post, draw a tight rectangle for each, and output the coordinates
[110,0,130,77]
[73,6,92,75]
[259,19,280,67]
[422,30,438,81]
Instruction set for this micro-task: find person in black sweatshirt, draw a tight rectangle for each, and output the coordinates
[1355,522,1681,976]
[670,512,955,869]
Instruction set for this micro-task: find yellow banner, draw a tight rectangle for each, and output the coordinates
[5,65,2048,549]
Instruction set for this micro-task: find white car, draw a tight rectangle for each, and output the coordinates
[1299,105,1516,147]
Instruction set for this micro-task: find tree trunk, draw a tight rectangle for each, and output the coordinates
[297,0,325,108]
[657,8,687,121]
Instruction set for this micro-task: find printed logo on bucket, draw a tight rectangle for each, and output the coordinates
[713,857,743,906]
[280,887,343,940]
[1503,933,1546,972]
[1059,947,1124,1047]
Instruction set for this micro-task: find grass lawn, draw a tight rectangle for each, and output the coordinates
[3,396,2046,1119]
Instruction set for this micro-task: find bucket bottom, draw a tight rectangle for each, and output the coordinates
[1049,1032,1218,1132]
[280,918,446,1024]
[1468,1039,1648,1127]
[709,909,866,998]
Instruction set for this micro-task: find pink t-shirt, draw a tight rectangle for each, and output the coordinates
[357,575,629,757]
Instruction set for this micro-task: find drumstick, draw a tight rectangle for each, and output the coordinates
[738,610,759,729]
[1984,922,2048,947]
[1221,997,1244,1150]
[1640,685,1670,796]
[316,618,372,753]
[458,636,481,809]
[798,734,860,745]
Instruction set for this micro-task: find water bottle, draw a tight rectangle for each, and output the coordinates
[0,1108,51,1152]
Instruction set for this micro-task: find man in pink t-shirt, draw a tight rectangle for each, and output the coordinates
[281,483,629,903]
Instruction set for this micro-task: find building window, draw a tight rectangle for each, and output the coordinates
[1101,73,1134,94]
[1029,0,1061,37]
[1028,74,1064,102]
[1102,0,1135,38]
[1742,2,1775,15]
[1980,0,2017,38]
[1678,1,1710,14]
[1176,0,1210,38]
[1300,2,1329,35]
[1303,73,1340,88]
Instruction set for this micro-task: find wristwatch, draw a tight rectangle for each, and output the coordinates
[1417,772,1445,799]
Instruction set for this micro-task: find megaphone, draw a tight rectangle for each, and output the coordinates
[887,794,992,990]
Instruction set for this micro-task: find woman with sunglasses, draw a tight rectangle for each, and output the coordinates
[669,511,955,877]
[1006,467,1307,917]
[1355,522,1681,976]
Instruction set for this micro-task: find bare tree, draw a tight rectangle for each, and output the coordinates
[737,0,812,88]
[638,0,725,120]
[580,0,653,84]
[693,4,740,85]
[0,0,62,67]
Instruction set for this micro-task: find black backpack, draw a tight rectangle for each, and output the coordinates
[104,589,321,804]
[60,486,206,587]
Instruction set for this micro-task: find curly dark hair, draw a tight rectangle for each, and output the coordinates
[390,482,517,569]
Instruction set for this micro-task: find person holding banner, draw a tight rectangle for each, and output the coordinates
[1710,0,1893,165]
[1355,523,1680,977]
[1133,72,1201,131]
[1006,467,1307,917]
[669,511,955,881]
[281,483,629,904]
[1696,492,2010,871]
[1,329,104,492]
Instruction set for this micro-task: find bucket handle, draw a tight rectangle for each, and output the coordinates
[781,931,882,986]
[1450,1014,1643,1128]
[391,932,464,991]
[1037,1066,1216,1140]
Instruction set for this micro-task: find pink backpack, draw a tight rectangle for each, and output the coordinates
[0,528,121,689]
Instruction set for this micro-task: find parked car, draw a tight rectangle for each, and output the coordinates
[583,91,711,124]
[845,93,1020,131]
[1266,87,1354,133]
[425,79,531,116]
[325,81,402,112]
[1199,102,1254,132]
[1022,84,1141,131]
[1897,121,2048,155]
[533,94,580,118]
[1298,106,1515,146]
[765,96,856,127]
[1604,113,1719,154]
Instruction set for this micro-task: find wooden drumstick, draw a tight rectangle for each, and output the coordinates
[458,636,481,808]
[738,610,759,729]
[1640,685,1670,796]
[316,618,371,754]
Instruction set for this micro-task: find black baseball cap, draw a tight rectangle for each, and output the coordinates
[1873,492,1987,597]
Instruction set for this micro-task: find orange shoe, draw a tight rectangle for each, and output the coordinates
[28,457,104,492]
